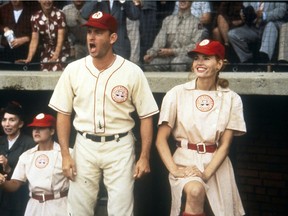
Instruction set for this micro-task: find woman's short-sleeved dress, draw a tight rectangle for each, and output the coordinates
[158,79,246,216]
[31,7,70,71]
[12,142,71,216]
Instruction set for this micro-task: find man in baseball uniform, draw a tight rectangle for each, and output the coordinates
[49,11,159,216]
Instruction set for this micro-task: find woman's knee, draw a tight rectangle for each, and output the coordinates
[184,182,205,200]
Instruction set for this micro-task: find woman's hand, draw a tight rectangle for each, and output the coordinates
[0,173,7,184]
[171,165,208,182]
[0,155,11,173]
[49,52,59,62]
[170,166,186,178]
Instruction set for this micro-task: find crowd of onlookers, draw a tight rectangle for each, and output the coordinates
[0,0,288,72]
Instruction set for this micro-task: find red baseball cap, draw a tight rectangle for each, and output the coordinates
[83,11,118,33]
[28,113,56,128]
[188,39,225,60]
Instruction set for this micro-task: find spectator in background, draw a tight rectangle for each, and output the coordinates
[0,1,34,63]
[63,0,88,60]
[228,2,287,64]
[173,0,212,40]
[80,0,140,59]
[0,113,71,216]
[212,2,244,47]
[139,0,158,63]
[0,101,35,216]
[127,0,159,65]
[143,0,203,72]
[156,1,175,31]
[278,22,288,62]
[18,0,70,71]
[126,17,140,64]
[126,0,141,64]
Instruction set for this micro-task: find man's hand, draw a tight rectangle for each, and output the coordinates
[157,48,174,57]
[62,154,77,181]
[143,54,153,63]
[133,157,150,179]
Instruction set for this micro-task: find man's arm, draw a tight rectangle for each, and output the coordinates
[133,116,153,179]
[56,112,76,181]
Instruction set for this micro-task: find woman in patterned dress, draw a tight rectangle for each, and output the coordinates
[156,39,246,216]
[19,0,70,71]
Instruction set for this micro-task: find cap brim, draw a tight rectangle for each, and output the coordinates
[188,49,217,58]
[82,22,109,31]
[28,123,53,127]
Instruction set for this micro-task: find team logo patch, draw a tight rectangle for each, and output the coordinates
[196,94,214,112]
[35,154,49,169]
[92,11,103,19]
[111,85,128,103]
[199,39,210,46]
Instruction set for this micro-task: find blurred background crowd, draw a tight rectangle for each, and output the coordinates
[0,0,288,72]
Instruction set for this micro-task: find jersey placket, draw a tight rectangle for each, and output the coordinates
[94,74,106,133]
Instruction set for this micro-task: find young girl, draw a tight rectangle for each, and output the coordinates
[0,113,71,216]
[156,39,246,216]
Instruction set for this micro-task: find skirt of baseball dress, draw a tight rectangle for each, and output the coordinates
[169,148,245,216]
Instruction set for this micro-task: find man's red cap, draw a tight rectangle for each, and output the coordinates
[83,11,118,33]
[28,113,56,128]
[188,39,225,60]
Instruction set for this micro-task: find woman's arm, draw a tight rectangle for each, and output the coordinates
[201,129,234,181]
[20,31,39,63]
[50,28,65,62]
[0,174,23,192]
[156,123,185,178]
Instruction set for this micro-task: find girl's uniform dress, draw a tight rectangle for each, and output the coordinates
[31,7,70,71]
[158,79,246,216]
[11,142,71,216]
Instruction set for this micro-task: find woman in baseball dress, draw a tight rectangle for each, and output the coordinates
[156,39,246,216]
[0,113,71,216]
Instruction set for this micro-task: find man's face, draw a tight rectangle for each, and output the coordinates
[178,1,192,11]
[86,27,116,59]
[73,0,85,8]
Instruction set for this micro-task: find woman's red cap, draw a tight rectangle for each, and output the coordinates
[28,113,56,128]
[188,39,225,60]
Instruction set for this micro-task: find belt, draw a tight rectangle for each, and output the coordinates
[78,131,128,142]
[176,141,217,154]
[32,190,68,203]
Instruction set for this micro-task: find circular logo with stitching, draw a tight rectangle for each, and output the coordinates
[196,94,214,112]
[92,11,103,19]
[111,85,128,103]
[35,154,49,169]
[199,39,210,46]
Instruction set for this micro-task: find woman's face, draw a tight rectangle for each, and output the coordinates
[38,0,53,11]
[1,113,23,139]
[192,53,223,79]
[32,127,54,144]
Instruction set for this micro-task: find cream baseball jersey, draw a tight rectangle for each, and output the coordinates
[49,55,159,135]
[158,79,246,144]
[12,142,70,194]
